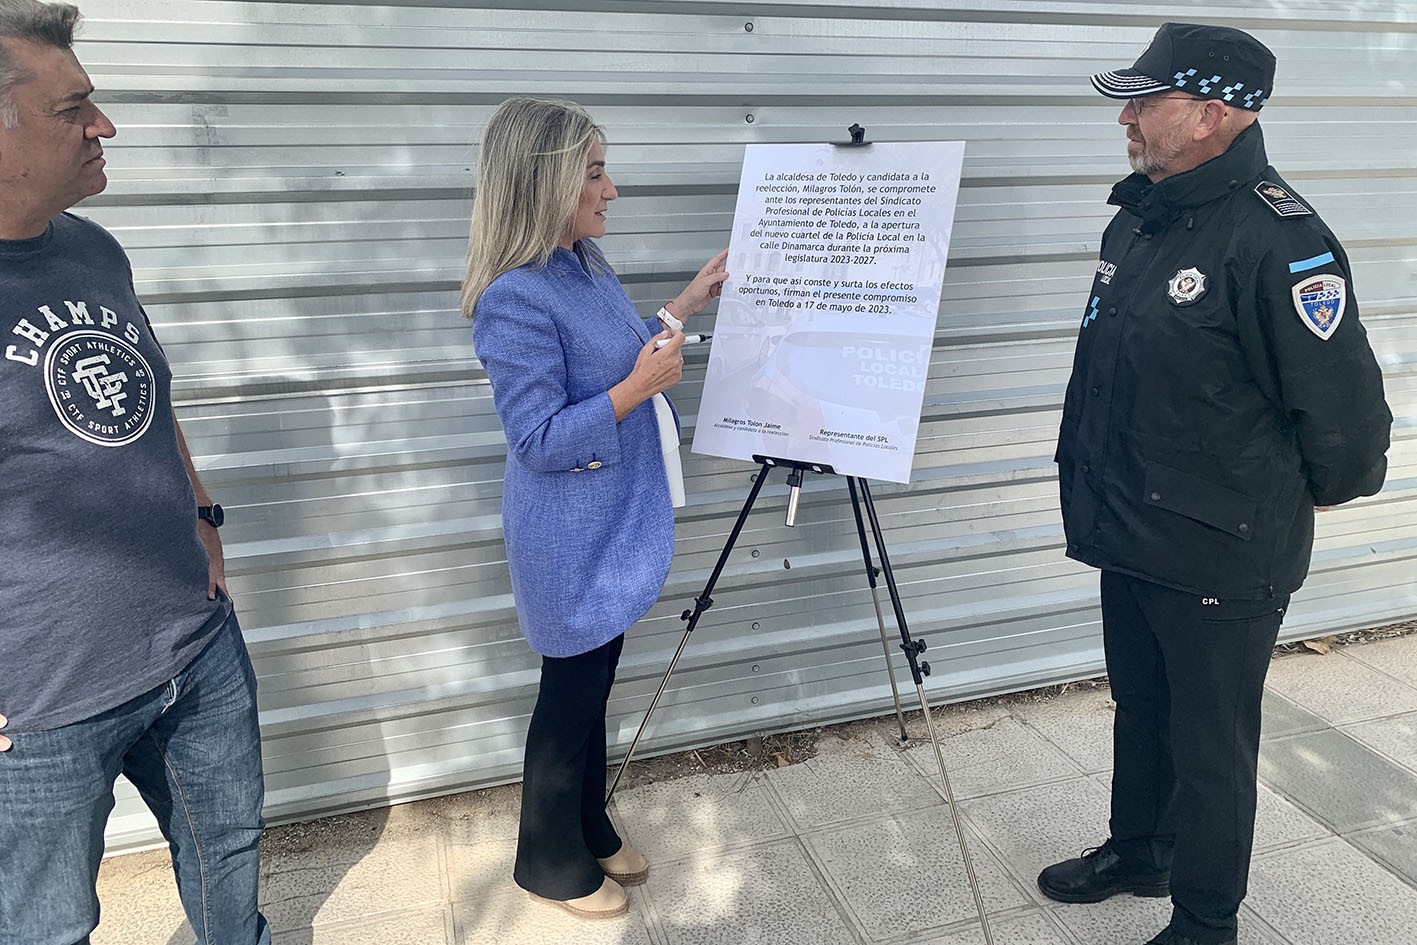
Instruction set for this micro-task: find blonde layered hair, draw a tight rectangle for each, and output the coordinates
[460,97,606,319]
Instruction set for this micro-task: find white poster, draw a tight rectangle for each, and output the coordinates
[692,141,965,483]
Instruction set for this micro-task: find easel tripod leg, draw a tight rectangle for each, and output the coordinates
[846,477,908,741]
[856,478,995,945]
[605,462,773,805]
[604,629,691,802]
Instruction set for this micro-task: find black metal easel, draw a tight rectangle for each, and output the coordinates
[602,125,995,945]
[604,454,910,804]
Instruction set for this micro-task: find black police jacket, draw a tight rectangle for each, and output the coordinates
[1056,123,1391,599]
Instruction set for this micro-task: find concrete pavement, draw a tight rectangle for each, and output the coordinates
[92,632,1417,945]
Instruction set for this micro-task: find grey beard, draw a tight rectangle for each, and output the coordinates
[1129,148,1167,176]
[1127,151,1161,175]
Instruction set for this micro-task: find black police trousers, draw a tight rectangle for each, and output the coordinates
[1101,570,1289,944]
[514,633,625,901]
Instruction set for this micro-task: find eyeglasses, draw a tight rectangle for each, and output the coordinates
[1131,93,1202,115]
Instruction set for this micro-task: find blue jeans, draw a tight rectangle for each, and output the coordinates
[0,611,270,945]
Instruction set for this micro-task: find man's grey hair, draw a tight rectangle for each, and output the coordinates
[0,0,80,128]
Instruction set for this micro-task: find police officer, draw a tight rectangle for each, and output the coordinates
[1041,22,1392,945]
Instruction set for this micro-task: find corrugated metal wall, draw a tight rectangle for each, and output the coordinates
[77,1,1416,851]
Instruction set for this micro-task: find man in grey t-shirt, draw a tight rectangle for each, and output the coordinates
[0,4,269,942]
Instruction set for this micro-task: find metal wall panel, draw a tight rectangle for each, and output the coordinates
[71,1,1416,851]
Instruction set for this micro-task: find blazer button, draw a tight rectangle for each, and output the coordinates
[1238,523,1250,533]
[587,461,603,469]
[1150,491,1162,501]
[571,467,584,472]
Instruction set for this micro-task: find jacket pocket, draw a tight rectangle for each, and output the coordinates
[1143,461,1258,541]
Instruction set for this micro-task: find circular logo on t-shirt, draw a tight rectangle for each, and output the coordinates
[44,330,156,447]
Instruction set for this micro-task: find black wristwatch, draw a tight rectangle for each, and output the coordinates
[197,504,225,528]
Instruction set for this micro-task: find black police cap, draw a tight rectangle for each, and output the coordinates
[1091,22,1277,111]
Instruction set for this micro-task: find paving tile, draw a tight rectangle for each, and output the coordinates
[1347,820,1417,891]
[271,907,450,944]
[1260,688,1329,740]
[651,840,857,945]
[1048,896,1170,945]
[962,779,1111,899]
[1252,781,1332,852]
[1339,711,1417,773]
[92,847,191,945]
[905,717,1083,800]
[1013,686,1117,774]
[99,636,1417,945]
[443,780,523,844]
[766,731,941,830]
[932,701,1016,738]
[917,910,1071,945]
[450,785,640,910]
[448,835,517,910]
[610,770,789,863]
[1258,730,1417,833]
[1078,775,1327,858]
[461,884,656,945]
[806,805,1029,940]
[432,784,526,912]
[1340,634,1417,688]
[260,809,445,930]
[1249,837,1417,944]
[1263,652,1417,725]
[1235,906,1289,945]
[1051,898,1276,945]
[443,782,528,897]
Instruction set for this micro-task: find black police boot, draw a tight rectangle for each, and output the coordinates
[1036,839,1170,903]
[1143,925,1237,945]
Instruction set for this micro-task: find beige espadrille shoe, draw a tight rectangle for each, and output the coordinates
[529,875,628,920]
[597,841,649,886]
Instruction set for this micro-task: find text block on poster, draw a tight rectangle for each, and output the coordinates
[692,141,965,483]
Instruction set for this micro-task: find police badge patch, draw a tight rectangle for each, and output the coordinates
[1291,274,1346,340]
[1167,267,1208,306]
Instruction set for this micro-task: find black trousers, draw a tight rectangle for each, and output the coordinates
[514,633,625,900]
[1101,570,1288,944]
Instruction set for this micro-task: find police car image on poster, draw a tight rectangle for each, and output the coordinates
[692,141,965,483]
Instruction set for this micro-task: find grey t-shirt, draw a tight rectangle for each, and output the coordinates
[0,213,229,732]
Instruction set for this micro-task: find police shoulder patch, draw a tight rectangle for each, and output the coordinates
[1291,274,1346,340]
[1254,180,1312,218]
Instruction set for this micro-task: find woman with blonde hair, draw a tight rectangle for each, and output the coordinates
[464,96,728,920]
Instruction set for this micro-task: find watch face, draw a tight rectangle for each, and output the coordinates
[211,503,225,527]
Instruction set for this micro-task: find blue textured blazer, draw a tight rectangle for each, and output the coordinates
[473,243,678,657]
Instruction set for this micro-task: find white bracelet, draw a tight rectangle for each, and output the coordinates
[656,306,684,332]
